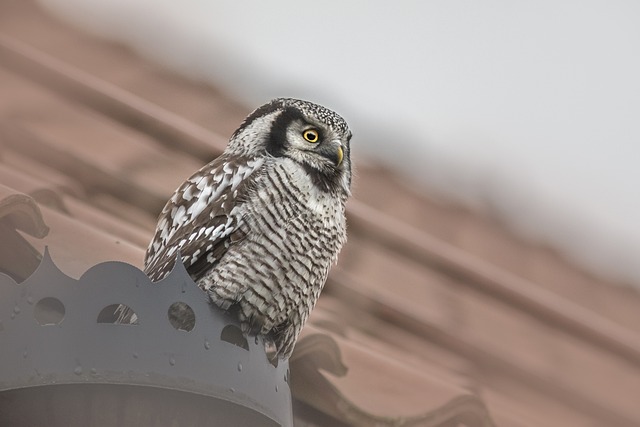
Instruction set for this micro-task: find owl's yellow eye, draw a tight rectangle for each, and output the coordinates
[303,129,319,143]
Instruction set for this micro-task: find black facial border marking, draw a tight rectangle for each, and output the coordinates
[232,99,284,138]
[300,162,343,194]
[265,106,306,157]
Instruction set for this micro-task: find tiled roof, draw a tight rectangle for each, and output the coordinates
[2,1,640,426]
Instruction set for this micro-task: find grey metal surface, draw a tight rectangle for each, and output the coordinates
[0,249,292,426]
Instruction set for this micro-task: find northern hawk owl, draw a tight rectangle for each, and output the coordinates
[143,98,352,359]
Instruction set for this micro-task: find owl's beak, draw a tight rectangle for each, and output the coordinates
[336,145,344,166]
[319,141,344,166]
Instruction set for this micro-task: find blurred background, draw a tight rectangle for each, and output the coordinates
[2,1,640,426]
[38,0,640,287]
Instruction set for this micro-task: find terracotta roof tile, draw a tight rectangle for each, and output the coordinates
[482,387,595,427]
[0,27,232,159]
[87,192,158,232]
[0,183,49,238]
[1,106,202,213]
[22,204,144,278]
[326,261,640,426]
[293,326,494,427]
[0,0,248,139]
[0,184,48,281]
[62,195,151,249]
[355,163,640,335]
[314,297,473,379]
[0,148,84,198]
[0,163,68,212]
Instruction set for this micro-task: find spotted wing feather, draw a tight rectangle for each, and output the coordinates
[144,154,264,281]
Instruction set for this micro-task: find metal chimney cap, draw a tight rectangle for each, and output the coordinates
[0,249,292,427]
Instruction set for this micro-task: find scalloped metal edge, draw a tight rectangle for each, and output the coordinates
[0,248,292,426]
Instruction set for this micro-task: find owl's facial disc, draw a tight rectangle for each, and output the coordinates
[286,120,345,168]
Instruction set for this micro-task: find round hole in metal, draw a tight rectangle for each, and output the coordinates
[168,302,195,332]
[220,325,249,351]
[34,297,65,325]
[265,339,278,367]
[97,304,138,325]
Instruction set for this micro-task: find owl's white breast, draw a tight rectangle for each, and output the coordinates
[279,159,346,228]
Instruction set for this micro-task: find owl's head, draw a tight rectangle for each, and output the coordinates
[229,98,352,195]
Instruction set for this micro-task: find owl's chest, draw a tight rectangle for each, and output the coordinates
[247,161,346,236]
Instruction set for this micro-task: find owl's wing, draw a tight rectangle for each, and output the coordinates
[144,154,265,281]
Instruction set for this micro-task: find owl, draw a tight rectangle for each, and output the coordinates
[144,98,352,359]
